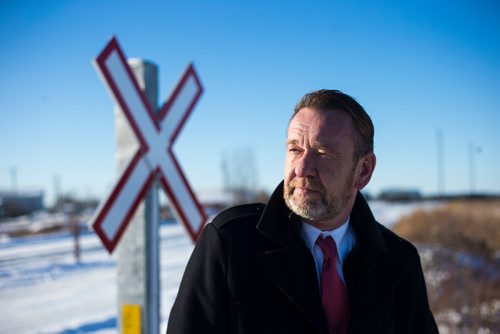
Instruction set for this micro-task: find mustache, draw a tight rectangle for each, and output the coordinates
[288,178,325,192]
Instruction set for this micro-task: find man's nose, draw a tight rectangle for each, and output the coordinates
[295,151,316,177]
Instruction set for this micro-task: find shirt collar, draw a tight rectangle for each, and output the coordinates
[300,218,351,255]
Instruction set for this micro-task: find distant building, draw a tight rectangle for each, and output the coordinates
[378,189,422,202]
[0,190,44,218]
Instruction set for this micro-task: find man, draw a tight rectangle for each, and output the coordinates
[167,90,438,333]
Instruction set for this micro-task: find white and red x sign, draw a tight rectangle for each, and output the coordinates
[91,37,207,253]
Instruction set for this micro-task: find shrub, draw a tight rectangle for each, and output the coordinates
[393,200,500,261]
[393,200,500,333]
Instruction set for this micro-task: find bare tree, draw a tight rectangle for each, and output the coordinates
[221,147,259,204]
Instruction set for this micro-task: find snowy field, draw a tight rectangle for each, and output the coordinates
[0,201,437,334]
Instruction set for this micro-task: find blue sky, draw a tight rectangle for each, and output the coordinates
[1,0,499,205]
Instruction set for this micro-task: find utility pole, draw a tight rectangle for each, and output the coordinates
[468,143,482,195]
[53,175,61,208]
[10,167,18,194]
[115,59,160,334]
[436,129,445,196]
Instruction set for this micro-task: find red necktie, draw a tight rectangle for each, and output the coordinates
[316,235,350,334]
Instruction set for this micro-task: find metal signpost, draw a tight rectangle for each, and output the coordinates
[90,37,207,333]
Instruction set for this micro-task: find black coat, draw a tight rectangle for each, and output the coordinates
[167,182,438,333]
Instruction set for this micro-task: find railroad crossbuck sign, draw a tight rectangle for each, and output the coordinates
[91,37,207,253]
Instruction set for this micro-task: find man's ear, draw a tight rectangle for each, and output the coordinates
[354,152,376,190]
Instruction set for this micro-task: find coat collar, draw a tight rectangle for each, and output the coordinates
[256,181,387,258]
[255,181,326,332]
[348,190,387,258]
[256,181,300,247]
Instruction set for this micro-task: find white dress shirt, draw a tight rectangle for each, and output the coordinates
[300,219,356,289]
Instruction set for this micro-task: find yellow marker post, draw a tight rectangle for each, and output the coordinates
[122,304,141,334]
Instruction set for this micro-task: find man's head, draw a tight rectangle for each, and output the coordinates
[284,90,376,230]
[291,89,374,162]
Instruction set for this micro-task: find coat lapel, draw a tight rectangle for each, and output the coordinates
[344,192,405,330]
[255,182,328,333]
[255,245,327,333]
[344,249,405,330]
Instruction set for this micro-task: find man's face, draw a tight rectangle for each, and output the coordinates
[284,107,360,228]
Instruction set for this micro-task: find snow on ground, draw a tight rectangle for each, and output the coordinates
[0,201,433,333]
[369,200,440,228]
[0,224,193,334]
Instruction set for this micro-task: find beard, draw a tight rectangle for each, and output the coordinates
[284,173,355,223]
